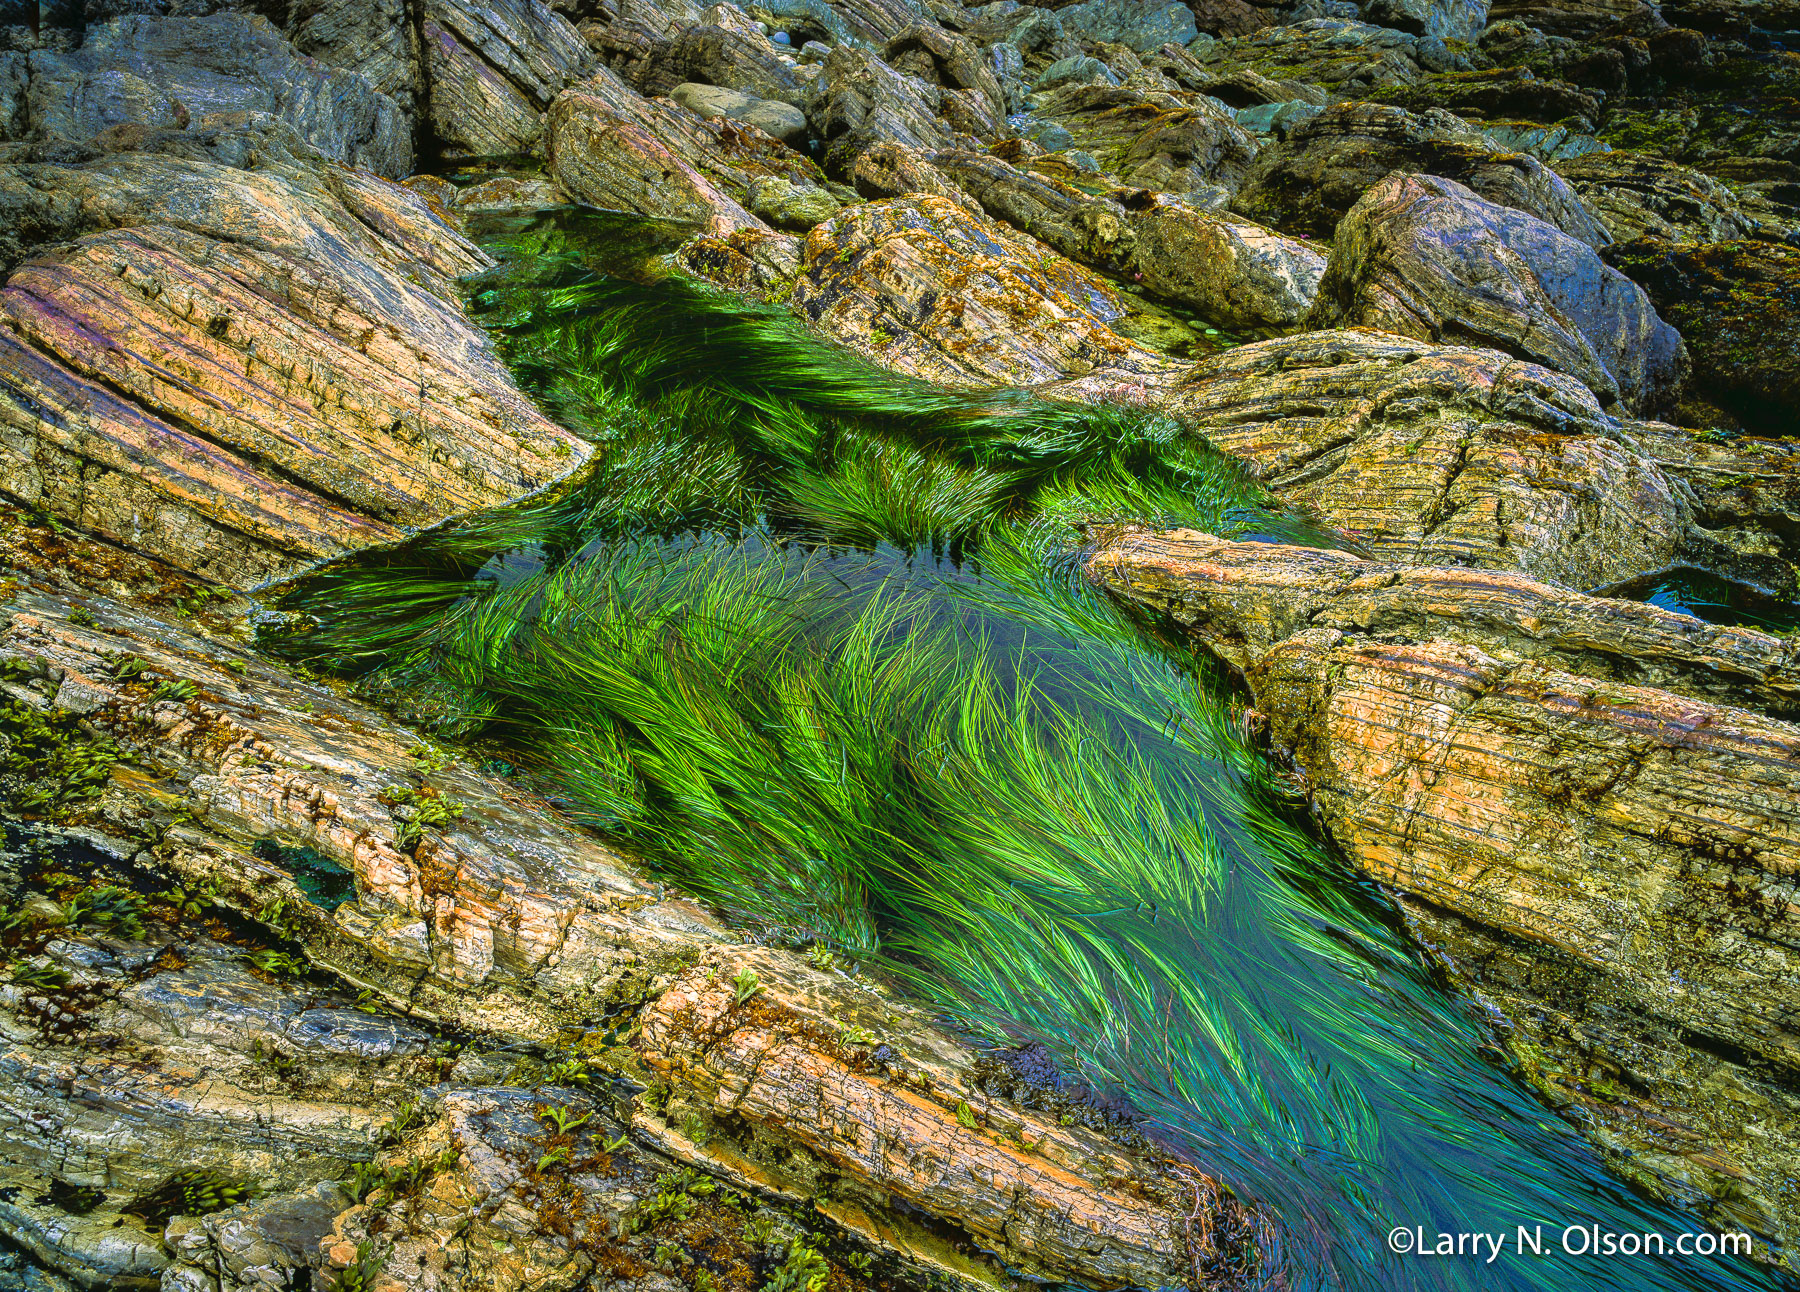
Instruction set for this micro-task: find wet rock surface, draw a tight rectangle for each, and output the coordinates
[1088,528,1800,1257]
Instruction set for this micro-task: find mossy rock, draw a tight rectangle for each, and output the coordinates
[1605,237,1800,436]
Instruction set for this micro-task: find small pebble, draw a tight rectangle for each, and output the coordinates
[772,30,791,45]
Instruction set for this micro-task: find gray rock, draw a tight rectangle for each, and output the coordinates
[0,51,26,142]
[1034,55,1119,91]
[663,17,803,105]
[1055,0,1198,53]
[1481,121,1609,162]
[1231,101,1611,248]
[287,0,419,111]
[1233,98,1323,135]
[672,81,809,146]
[804,45,958,175]
[1019,119,1073,150]
[1309,172,1688,415]
[22,13,411,177]
[800,39,833,62]
[422,0,594,158]
[0,1167,169,1290]
[1361,0,1489,44]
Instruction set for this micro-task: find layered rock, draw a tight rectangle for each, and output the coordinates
[422,0,595,157]
[1552,151,1770,245]
[16,11,412,178]
[1603,238,1800,437]
[1129,194,1325,332]
[1087,528,1800,1253]
[1308,172,1686,415]
[790,194,1172,385]
[1230,101,1611,245]
[1155,330,1797,596]
[0,587,1252,1292]
[0,154,585,590]
[1031,81,1260,194]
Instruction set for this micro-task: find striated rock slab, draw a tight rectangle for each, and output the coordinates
[547,64,828,224]
[927,146,1139,271]
[1230,101,1611,246]
[424,0,595,157]
[1553,151,1770,246]
[1308,172,1686,415]
[1129,193,1325,332]
[0,592,703,1041]
[0,586,1265,1291]
[636,945,1262,1291]
[0,154,586,590]
[1031,81,1259,194]
[1087,528,1800,1252]
[791,194,1173,386]
[1159,330,1797,594]
[804,45,969,176]
[19,12,412,178]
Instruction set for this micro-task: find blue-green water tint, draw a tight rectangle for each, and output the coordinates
[1606,567,1800,637]
[266,214,1795,1292]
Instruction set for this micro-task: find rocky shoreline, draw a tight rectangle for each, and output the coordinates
[1,0,1798,1288]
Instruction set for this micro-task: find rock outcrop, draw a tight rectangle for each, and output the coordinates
[16,12,412,178]
[0,154,586,590]
[1308,172,1687,415]
[1087,528,1800,1255]
[1154,330,1797,596]
[791,194,1171,386]
[1230,102,1612,246]
[0,587,1254,1291]
[1129,194,1326,332]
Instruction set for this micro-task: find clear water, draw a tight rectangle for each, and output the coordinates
[267,211,1799,1292]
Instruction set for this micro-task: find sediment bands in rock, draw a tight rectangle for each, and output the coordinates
[1089,528,1800,1250]
[0,590,1244,1290]
[0,155,586,589]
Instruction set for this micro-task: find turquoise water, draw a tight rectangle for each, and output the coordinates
[267,213,1796,1292]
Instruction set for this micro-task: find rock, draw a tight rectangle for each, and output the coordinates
[791,194,1171,386]
[1129,195,1325,331]
[1054,0,1199,53]
[1604,238,1800,437]
[928,146,1138,270]
[0,154,585,589]
[1484,0,1657,38]
[1034,54,1120,89]
[748,174,842,227]
[1087,528,1800,1255]
[844,139,985,213]
[0,1167,168,1289]
[750,0,928,44]
[1231,102,1611,246]
[649,14,804,104]
[20,12,411,177]
[804,44,962,175]
[1199,18,1424,98]
[1372,66,1602,127]
[1031,82,1259,193]
[453,174,564,215]
[1156,330,1798,594]
[1553,151,1766,245]
[1478,120,1609,162]
[548,65,829,217]
[1182,0,1274,38]
[422,0,594,157]
[671,81,809,147]
[1308,172,1687,416]
[287,0,419,115]
[883,22,1010,122]
[0,591,1268,1292]
[675,223,806,292]
[1361,0,1489,42]
[546,85,763,234]
[636,946,1264,1290]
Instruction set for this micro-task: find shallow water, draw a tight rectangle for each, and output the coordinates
[268,211,1797,1292]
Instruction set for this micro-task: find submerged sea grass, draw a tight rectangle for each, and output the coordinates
[268,241,1788,1292]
